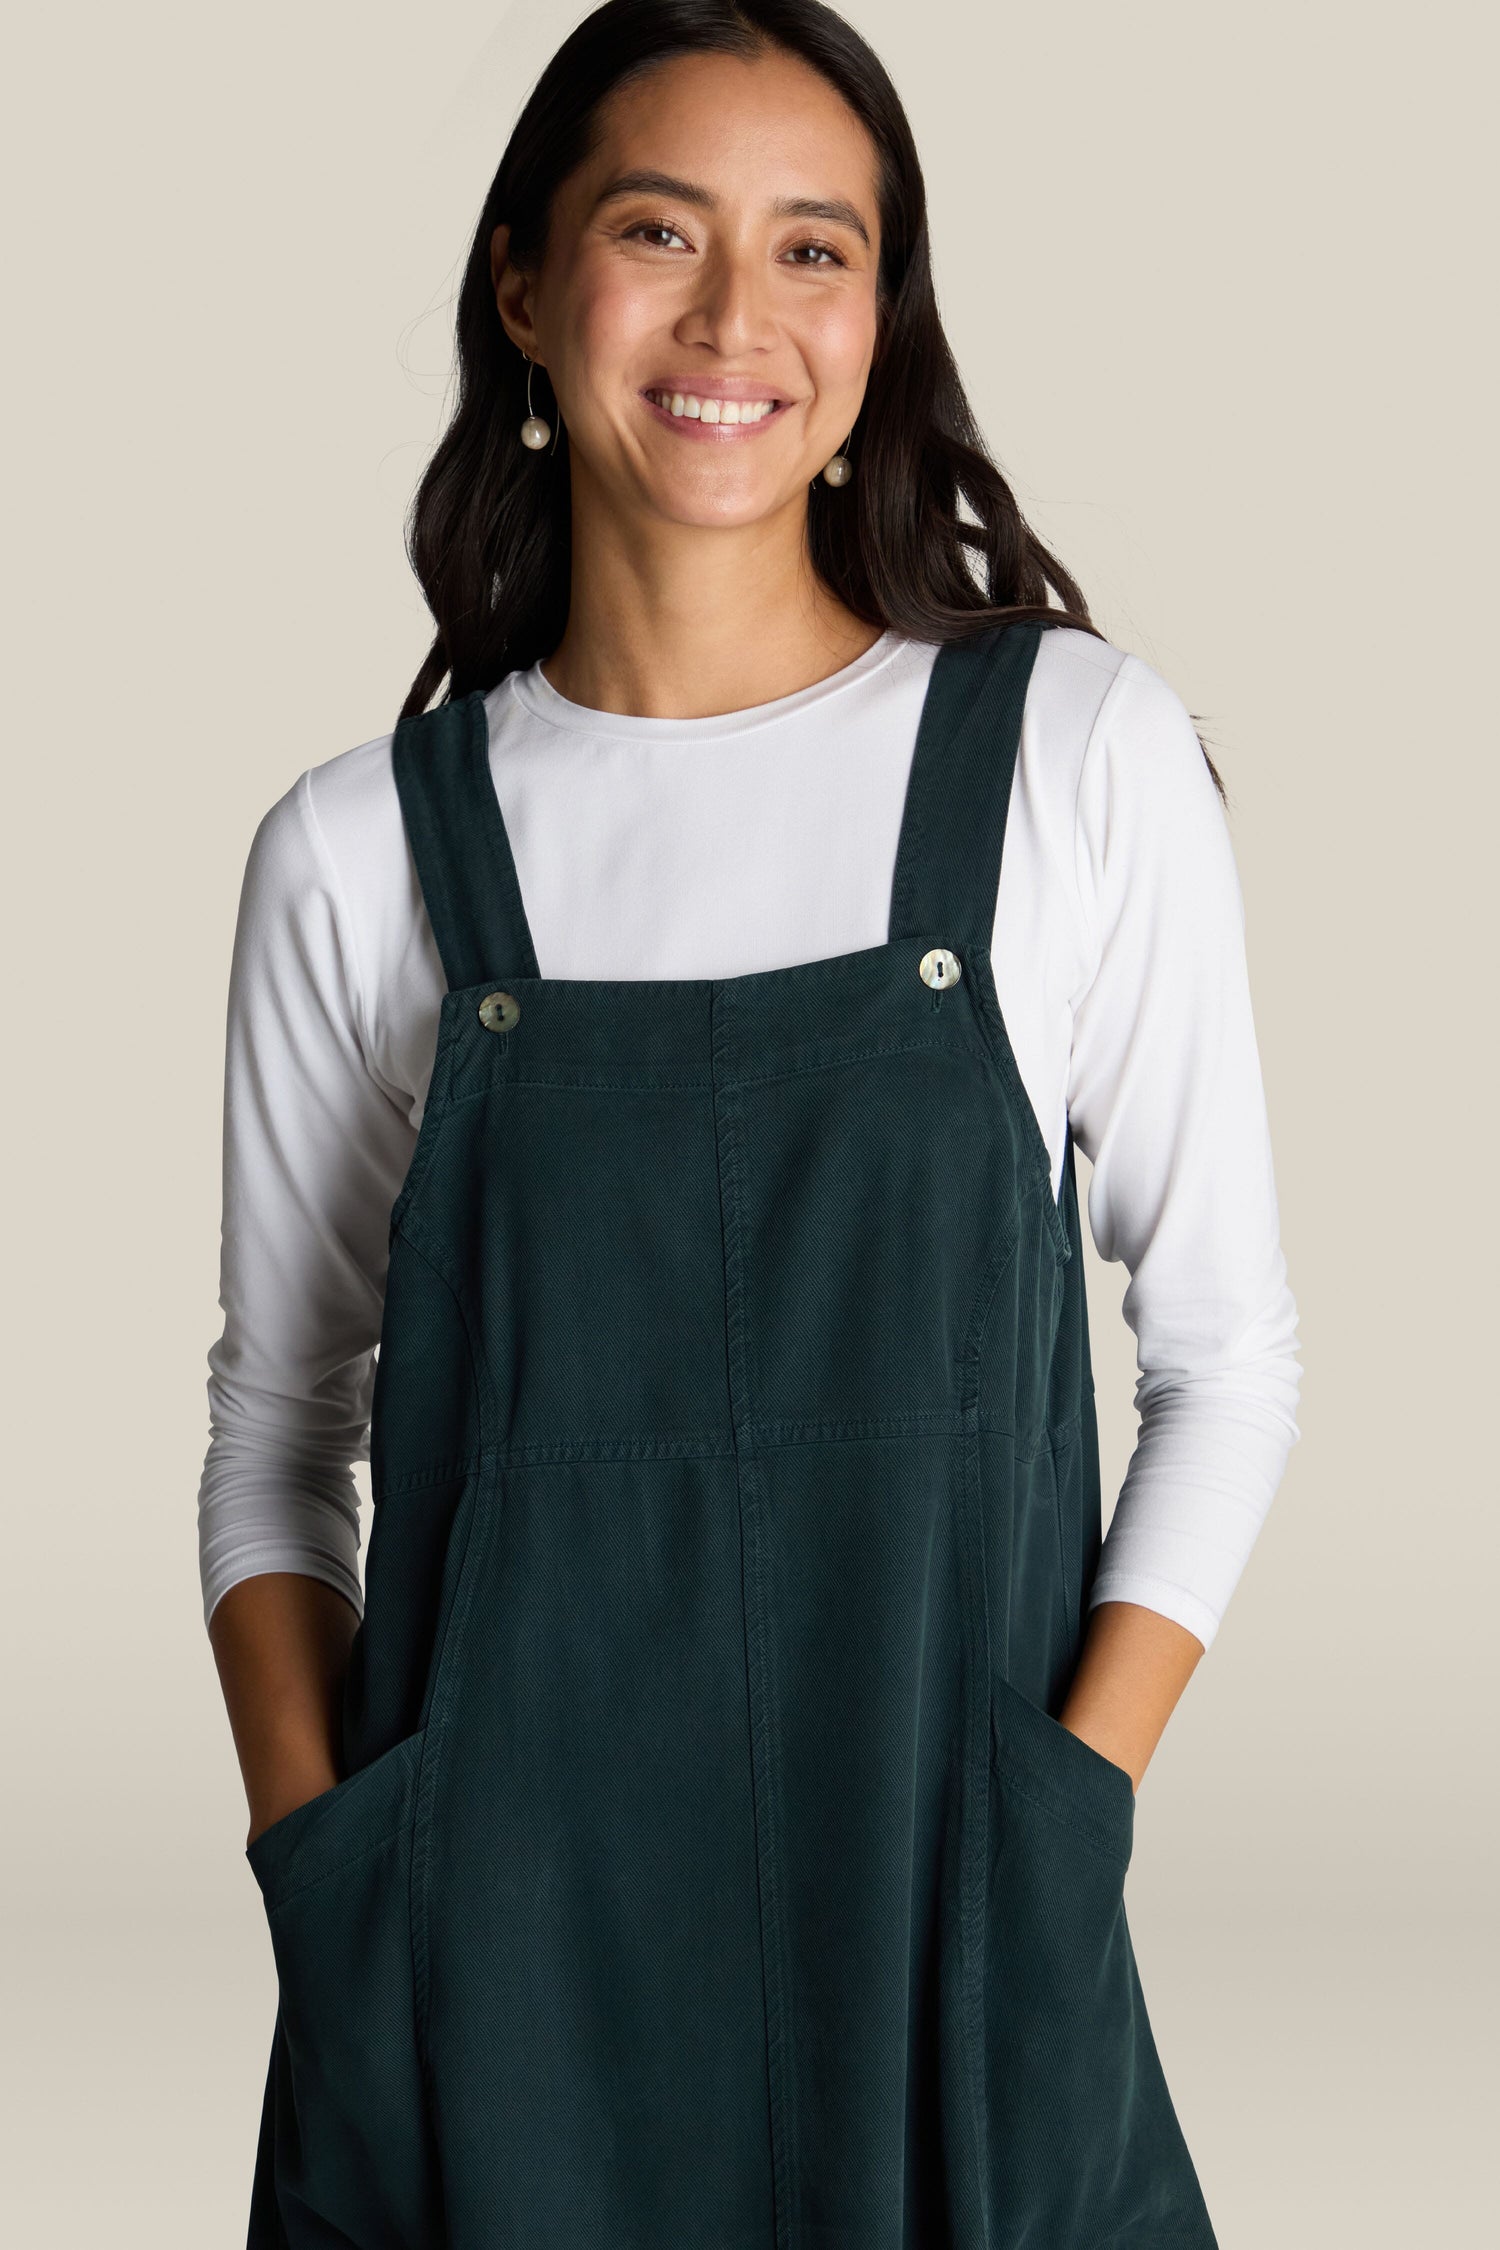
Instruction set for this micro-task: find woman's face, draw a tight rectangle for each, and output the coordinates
[495,48,882,532]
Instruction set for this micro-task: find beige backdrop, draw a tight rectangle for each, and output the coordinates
[3,0,1493,2239]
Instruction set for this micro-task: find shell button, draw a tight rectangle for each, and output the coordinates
[918,947,962,990]
[478,989,521,1033]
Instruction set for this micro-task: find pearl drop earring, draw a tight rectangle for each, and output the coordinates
[519,351,557,452]
[821,429,855,486]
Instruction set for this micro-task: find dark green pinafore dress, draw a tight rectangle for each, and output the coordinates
[243,619,1219,2249]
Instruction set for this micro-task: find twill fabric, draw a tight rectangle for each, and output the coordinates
[243,620,1220,2248]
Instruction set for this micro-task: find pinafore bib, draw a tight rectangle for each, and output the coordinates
[243,620,1219,2248]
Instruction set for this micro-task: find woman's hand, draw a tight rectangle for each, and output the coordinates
[1059,1598,1209,1796]
[246,1750,343,1849]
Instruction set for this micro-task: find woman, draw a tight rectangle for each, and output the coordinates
[200,3,1302,2243]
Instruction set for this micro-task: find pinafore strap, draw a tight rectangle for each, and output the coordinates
[887,618,1045,958]
[391,691,538,991]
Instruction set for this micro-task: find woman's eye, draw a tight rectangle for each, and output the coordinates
[623,223,845,269]
[627,222,689,251]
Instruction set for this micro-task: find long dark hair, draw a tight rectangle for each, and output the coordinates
[399,0,1225,800]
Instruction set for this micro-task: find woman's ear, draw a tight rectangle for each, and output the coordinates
[489,221,511,299]
[491,224,542,360]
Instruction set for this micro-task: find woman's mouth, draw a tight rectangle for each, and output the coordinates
[640,388,789,436]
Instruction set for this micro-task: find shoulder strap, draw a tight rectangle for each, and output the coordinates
[888,620,1045,956]
[391,690,539,992]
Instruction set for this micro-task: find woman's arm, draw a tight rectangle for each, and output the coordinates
[1054,653,1304,1785]
[1062,1602,1207,1796]
[210,1571,360,1846]
[198,761,419,1845]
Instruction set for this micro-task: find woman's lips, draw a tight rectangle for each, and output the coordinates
[639,391,791,440]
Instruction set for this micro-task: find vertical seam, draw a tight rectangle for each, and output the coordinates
[710,982,796,2248]
[959,1407,994,2250]
[390,1211,497,2120]
[388,1004,458,1242]
[957,1228,1019,2250]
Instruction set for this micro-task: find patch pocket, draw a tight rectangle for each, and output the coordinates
[983,1680,1140,2236]
[988,1669,1134,1865]
[245,1726,426,1907]
[246,1730,440,2243]
[984,1679,1218,2242]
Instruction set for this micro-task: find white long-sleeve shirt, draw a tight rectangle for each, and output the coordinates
[197,623,1302,1653]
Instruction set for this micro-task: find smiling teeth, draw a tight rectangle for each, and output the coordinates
[645,391,779,423]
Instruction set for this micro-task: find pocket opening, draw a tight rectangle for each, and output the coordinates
[988,1672,1134,1866]
[245,1725,426,1913]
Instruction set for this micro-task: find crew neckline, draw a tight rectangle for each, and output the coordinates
[499,628,906,741]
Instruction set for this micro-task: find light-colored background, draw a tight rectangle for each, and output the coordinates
[2,1,1493,2240]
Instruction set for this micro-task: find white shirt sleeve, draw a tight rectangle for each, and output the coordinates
[1065,653,1303,1651]
[195,770,417,1630]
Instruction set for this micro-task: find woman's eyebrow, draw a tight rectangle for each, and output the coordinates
[591,168,871,249]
